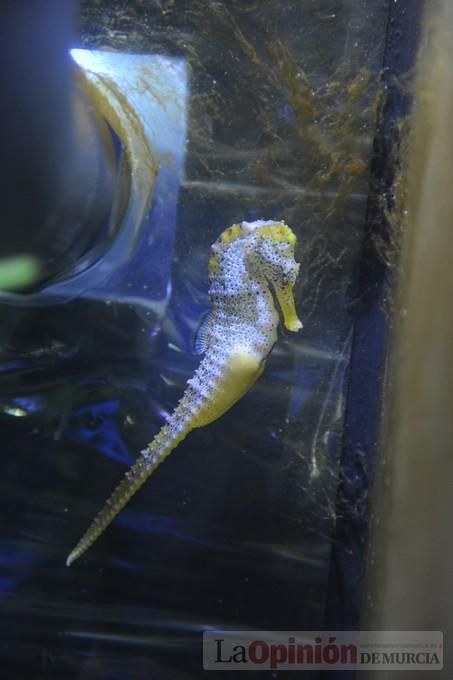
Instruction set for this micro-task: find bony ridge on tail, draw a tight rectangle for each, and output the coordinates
[66,219,302,566]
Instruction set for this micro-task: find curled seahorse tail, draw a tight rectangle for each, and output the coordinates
[66,445,174,567]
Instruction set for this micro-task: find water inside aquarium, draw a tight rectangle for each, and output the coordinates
[0,1,412,678]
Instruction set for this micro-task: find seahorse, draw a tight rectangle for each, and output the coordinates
[66,219,302,566]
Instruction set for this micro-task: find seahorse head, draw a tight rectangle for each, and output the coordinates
[210,220,302,332]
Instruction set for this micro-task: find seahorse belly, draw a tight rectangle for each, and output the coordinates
[191,350,264,427]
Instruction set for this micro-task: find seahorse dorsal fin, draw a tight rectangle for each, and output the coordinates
[193,311,213,355]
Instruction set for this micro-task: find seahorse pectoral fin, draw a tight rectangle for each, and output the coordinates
[193,311,213,355]
[191,351,265,428]
[273,282,303,332]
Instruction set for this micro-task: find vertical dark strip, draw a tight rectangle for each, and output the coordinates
[324,0,423,641]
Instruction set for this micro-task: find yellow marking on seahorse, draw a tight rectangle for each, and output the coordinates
[258,222,297,245]
[220,222,243,243]
[191,351,264,427]
[208,253,218,276]
[273,282,302,332]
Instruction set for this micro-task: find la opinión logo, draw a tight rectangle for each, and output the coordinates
[203,630,443,671]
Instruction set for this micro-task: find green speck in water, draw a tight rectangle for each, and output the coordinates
[0,255,41,291]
